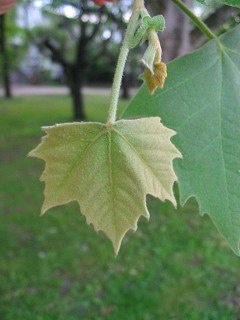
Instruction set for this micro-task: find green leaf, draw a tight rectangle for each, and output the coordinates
[29,118,181,254]
[122,26,240,255]
[196,0,240,8]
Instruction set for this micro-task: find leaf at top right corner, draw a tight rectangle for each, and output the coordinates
[196,0,240,8]
[122,25,240,255]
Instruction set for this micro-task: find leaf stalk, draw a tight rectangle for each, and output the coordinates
[171,0,217,41]
[107,0,145,125]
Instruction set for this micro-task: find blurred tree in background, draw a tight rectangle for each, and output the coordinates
[0,0,239,118]
[29,0,131,119]
[0,6,27,98]
[0,14,11,98]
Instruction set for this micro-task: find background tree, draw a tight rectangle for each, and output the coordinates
[0,14,11,98]
[30,0,130,120]
[0,5,27,99]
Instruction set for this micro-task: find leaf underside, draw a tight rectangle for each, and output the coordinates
[29,118,181,254]
[196,0,240,8]
[122,26,240,255]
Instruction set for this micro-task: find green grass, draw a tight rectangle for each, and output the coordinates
[0,94,240,320]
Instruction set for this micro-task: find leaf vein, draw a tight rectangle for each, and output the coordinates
[222,49,240,76]
[113,128,172,198]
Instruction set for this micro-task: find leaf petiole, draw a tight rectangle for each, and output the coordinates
[171,0,217,41]
[107,0,145,125]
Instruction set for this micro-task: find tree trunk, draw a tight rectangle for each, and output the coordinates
[70,82,84,120]
[121,73,130,100]
[121,28,130,100]
[0,14,12,98]
[43,39,85,120]
[66,66,85,120]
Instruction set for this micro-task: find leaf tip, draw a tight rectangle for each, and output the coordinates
[113,243,121,257]
[40,202,50,216]
[28,148,36,158]
[173,197,178,209]
[40,208,46,216]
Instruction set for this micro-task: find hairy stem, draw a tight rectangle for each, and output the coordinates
[171,0,217,40]
[133,0,145,10]
[107,0,143,125]
[107,40,129,125]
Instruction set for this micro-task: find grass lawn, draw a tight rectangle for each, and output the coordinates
[0,94,240,320]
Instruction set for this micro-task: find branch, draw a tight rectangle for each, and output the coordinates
[102,6,126,28]
[43,39,68,68]
[88,9,104,41]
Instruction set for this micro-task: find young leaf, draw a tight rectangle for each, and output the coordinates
[29,118,181,254]
[122,26,240,255]
[196,0,240,8]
